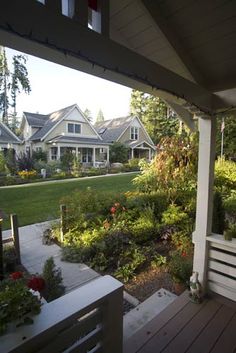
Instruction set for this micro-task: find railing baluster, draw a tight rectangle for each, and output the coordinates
[70,0,89,26]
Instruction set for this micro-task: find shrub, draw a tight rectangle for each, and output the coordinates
[224,191,236,223]
[41,257,65,302]
[0,151,6,174]
[32,150,47,162]
[110,142,129,163]
[168,250,193,285]
[215,158,236,198]
[151,254,167,268]
[212,191,225,234]
[17,153,34,171]
[5,148,17,174]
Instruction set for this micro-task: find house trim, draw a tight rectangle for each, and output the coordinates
[0,122,21,143]
[117,116,155,146]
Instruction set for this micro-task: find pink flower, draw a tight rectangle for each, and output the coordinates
[110,206,116,214]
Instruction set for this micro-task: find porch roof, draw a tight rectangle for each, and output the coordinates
[47,135,110,146]
[0,122,21,144]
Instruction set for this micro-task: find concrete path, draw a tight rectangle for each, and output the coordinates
[3,221,100,292]
[0,171,138,189]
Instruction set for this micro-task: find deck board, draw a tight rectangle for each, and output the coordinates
[161,299,222,353]
[123,292,236,353]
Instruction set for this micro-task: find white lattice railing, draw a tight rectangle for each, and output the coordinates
[207,234,236,302]
[0,275,123,353]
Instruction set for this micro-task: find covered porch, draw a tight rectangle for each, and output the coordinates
[129,141,156,161]
[48,143,110,167]
[0,0,236,352]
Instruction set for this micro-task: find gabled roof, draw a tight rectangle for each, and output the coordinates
[28,104,77,141]
[0,122,21,144]
[24,112,48,127]
[94,116,133,142]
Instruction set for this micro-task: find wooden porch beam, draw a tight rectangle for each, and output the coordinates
[165,100,196,131]
[0,0,230,113]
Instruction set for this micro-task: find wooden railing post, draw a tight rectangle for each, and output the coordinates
[0,221,3,280]
[70,0,89,26]
[60,204,67,243]
[10,214,21,264]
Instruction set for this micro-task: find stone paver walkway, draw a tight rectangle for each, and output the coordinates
[3,221,100,292]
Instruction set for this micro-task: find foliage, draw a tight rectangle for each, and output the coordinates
[32,150,47,162]
[17,152,35,171]
[42,257,65,302]
[134,135,198,201]
[110,142,129,163]
[224,191,236,223]
[4,148,17,174]
[83,108,92,122]
[214,158,236,198]
[212,191,225,234]
[151,254,167,268]
[0,151,6,173]
[216,114,236,159]
[130,89,179,144]
[18,169,37,179]
[0,276,42,335]
[60,149,74,171]
[168,250,193,285]
[96,109,105,122]
[0,47,31,129]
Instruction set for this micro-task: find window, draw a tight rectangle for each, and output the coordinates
[35,147,42,152]
[130,126,139,140]
[68,123,81,134]
[51,147,57,160]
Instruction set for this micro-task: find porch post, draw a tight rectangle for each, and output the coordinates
[57,145,61,160]
[192,116,216,292]
[148,148,151,161]
[107,146,110,165]
[131,148,134,159]
[93,147,96,167]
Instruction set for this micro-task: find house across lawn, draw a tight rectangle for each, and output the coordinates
[0,104,156,166]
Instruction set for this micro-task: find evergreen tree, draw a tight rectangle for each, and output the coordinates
[83,108,92,122]
[130,90,179,144]
[0,47,31,130]
[96,109,105,123]
[0,47,10,124]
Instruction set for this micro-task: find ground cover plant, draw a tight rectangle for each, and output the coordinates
[0,173,137,230]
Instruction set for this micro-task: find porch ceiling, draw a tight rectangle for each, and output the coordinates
[0,0,236,117]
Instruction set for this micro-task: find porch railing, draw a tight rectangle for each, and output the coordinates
[0,275,124,353]
[207,234,236,302]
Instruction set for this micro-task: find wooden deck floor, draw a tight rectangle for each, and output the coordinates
[123,291,236,353]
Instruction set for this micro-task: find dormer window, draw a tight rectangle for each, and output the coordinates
[130,126,138,140]
[68,123,81,134]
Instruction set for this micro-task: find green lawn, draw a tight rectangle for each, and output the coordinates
[0,173,137,230]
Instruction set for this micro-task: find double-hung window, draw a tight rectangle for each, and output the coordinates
[130,126,139,140]
[68,123,81,134]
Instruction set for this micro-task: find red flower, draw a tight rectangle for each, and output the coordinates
[10,271,23,280]
[110,206,116,214]
[28,276,45,292]
[181,251,187,257]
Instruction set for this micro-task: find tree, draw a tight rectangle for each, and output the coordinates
[216,114,236,159]
[10,54,31,130]
[110,142,129,163]
[0,47,31,130]
[83,108,92,122]
[96,109,105,123]
[130,90,179,144]
[0,47,10,124]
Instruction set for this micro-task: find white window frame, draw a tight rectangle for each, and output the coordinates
[67,123,82,134]
[51,147,57,160]
[130,126,139,140]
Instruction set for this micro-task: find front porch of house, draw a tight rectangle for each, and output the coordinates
[48,144,110,167]
[129,142,156,161]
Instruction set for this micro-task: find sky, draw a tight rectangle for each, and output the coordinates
[5,47,132,123]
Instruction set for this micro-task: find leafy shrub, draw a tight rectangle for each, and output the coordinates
[212,191,225,234]
[0,151,6,174]
[42,257,65,302]
[171,231,193,254]
[110,142,129,163]
[151,254,167,268]
[32,150,47,162]
[215,158,236,198]
[224,191,236,223]
[17,153,35,171]
[5,148,17,174]
[168,250,193,285]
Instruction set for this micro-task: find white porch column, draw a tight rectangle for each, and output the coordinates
[93,147,96,167]
[107,146,110,164]
[131,148,134,159]
[148,148,151,161]
[192,116,216,291]
[57,145,61,160]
